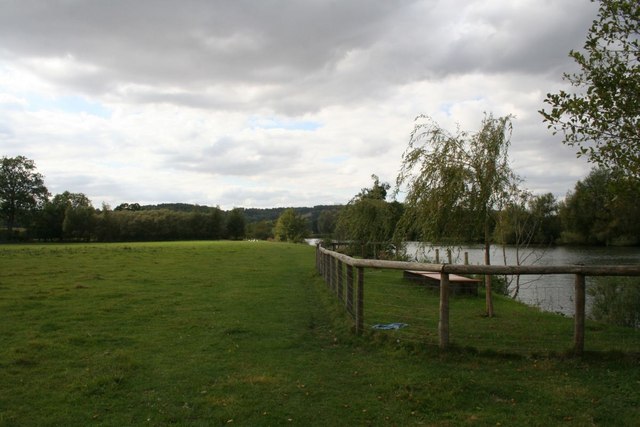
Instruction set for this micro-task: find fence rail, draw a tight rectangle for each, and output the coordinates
[315,244,640,356]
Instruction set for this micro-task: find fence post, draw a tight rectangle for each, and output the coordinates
[356,267,364,334]
[464,252,469,265]
[337,260,344,301]
[321,253,326,281]
[439,272,450,350]
[435,249,440,263]
[324,253,330,284]
[332,257,337,293]
[574,273,586,356]
[329,256,335,291]
[447,249,452,264]
[346,264,354,316]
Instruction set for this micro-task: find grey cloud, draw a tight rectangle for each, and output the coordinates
[385,1,599,78]
[0,0,597,114]
[0,1,403,84]
[165,135,304,177]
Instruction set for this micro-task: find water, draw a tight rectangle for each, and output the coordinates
[404,242,640,315]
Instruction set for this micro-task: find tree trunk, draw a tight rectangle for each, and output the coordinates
[484,219,494,317]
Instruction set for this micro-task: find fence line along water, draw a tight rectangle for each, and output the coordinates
[405,242,640,316]
[315,244,640,356]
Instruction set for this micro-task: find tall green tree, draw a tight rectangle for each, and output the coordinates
[33,191,84,241]
[61,192,96,241]
[559,168,640,245]
[336,175,402,258]
[274,208,309,243]
[494,192,561,246]
[226,208,246,240]
[493,187,534,247]
[529,193,561,244]
[316,209,339,236]
[540,0,640,177]
[395,114,517,316]
[0,155,49,237]
[208,207,225,240]
[95,203,119,242]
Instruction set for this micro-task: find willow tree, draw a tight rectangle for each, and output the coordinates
[395,114,517,317]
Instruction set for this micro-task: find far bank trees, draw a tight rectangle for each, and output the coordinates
[559,168,640,245]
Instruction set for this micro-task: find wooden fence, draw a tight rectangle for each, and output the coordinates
[315,244,640,356]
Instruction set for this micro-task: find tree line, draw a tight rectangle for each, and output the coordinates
[0,156,340,243]
[335,168,640,247]
[1,154,638,246]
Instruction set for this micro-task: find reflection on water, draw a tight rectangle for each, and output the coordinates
[405,242,640,316]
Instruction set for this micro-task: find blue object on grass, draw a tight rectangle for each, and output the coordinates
[371,323,409,330]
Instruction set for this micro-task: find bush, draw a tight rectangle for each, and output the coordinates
[589,277,640,328]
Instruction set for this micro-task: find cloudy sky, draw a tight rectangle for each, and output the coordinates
[0,0,599,209]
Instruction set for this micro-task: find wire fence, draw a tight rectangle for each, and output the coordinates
[316,245,640,357]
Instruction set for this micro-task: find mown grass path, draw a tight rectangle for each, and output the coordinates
[1,241,639,426]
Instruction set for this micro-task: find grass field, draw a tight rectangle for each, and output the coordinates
[1,241,639,426]
[346,267,640,356]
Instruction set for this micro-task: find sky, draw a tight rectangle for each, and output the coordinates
[0,0,600,210]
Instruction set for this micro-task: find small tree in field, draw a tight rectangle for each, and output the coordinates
[274,208,309,243]
[395,114,517,317]
[336,175,402,258]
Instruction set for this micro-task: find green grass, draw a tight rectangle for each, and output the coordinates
[1,241,639,426]
[358,268,640,355]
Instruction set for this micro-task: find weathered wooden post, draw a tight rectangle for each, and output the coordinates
[439,272,450,350]
[574,273,586,356]
[464,252,469,265]
[329,256,335,291]
[321,252,325,280]
[356,267,364,334]
[324,253,330,284]
[337,260,344,301]
[435,248,440,263]
[346,264,354,315]
[447,249,452,264]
